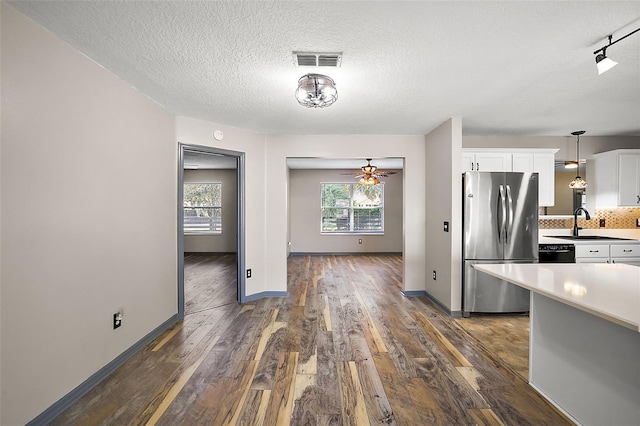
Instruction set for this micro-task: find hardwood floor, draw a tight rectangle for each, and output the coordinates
[184,254,237,315]
[51,255,571,425]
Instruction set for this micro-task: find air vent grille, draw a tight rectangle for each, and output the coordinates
[293,52,342,67]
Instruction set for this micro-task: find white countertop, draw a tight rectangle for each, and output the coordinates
[473,263,640,332]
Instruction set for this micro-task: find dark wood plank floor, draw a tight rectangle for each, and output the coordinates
[184,253,237,315]
[52,255,571,425]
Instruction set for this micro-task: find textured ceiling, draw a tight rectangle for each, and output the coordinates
[8,1,640,137]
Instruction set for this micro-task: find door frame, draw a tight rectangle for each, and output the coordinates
[177,143,246,320]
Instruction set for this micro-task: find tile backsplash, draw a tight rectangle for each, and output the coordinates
[539,207,640,229]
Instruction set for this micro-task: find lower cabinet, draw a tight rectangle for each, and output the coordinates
[610,244,640,266]
[575,243,640,264]
[575,244,609,263]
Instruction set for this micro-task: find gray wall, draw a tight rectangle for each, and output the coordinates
[289,169,403,253]
[184,169,237,253]
[1,5,177,424]
[425,118,463,313]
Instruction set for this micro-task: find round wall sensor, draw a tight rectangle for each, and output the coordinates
[213,130,224,141]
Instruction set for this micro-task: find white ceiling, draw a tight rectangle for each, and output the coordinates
[8,1,640,137]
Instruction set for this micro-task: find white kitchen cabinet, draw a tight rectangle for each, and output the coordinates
[610,244,640,266]
[575,244,610,263]
[462,151,512,172]
[591,149,640,207]
[617,154,640,206]
[575,242,640,264]
[462,149,557,206]
[512,152,555,207]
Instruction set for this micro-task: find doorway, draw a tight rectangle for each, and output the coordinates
[177,143,246,320]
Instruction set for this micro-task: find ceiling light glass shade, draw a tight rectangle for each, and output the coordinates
[595,53,618,74]
[295,73,338,108]
[569,176,588,189]
[564,161,578,169]
[359,175,380,186]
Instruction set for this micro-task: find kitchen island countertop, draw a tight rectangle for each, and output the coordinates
[474,262,640,332]
[473,262,640,425]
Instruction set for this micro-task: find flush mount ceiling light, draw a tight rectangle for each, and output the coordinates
[295,73,338,108]
[594,28,639,75]
[569,131,587,189]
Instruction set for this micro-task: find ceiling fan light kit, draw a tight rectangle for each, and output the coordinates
[593,28,639,74]
[353,159,396,186]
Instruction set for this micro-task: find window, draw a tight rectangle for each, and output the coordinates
[184,183,222,234]
[321,183,384,233]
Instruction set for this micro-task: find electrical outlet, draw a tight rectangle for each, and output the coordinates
[113,312,122,329]
[432,270,436,280]
[358,239,362,244]
[599,219,606,227]
[246,269,252,278]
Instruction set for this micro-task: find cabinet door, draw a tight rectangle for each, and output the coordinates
[611,257,640,266]
[533,153,555,207]
[461,152,475,172]
[512,153,534,172]
[474,152,512,172]
[617,154,640,206]
[575,258,609,263]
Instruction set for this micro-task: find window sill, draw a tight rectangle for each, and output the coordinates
[184,232,222,236]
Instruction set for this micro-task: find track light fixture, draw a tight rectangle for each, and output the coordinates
[593,28,640,75]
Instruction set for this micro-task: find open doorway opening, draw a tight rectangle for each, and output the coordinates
[178,144,246,320]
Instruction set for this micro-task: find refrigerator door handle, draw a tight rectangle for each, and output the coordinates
[506,184,513,243]
[499,184,506,242]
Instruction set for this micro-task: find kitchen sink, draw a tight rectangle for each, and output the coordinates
[544,235,632,241]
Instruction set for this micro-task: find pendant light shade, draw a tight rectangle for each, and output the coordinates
[295,73,338,108]
[569,131,587,189]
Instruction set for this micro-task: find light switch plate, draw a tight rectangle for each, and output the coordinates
[443,221,449,232]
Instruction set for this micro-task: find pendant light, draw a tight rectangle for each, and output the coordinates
[569,131,587,189]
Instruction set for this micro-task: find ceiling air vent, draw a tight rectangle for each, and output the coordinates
[293,52,342,67]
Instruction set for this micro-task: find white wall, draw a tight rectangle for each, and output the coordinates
[265,135,426,293]
[289,169,403,253]
[425,118,463,312]
[175,117,267,297]
[1,5,177,425]
[184,169,237,253]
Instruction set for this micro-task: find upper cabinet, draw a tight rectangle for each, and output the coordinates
[590,149,640,207]
[462,151,512,172]
[462,149,557,206]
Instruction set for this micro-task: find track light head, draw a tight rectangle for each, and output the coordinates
[595,49,618,75]
[593,29,639,75]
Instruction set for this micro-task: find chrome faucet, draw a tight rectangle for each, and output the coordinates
[573,207,591,236]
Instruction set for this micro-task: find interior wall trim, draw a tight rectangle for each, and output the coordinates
[243,291,289,302]
[402,290,463,318]
[26,315,179,426]
[289,252,403,256]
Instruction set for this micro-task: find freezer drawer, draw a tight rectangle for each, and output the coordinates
[463,260,531,316]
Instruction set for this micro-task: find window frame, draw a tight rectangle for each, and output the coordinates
[320,182,385,235]
[183,181,223,235]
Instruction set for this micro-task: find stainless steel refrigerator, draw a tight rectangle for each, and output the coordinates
[462,172,538,316]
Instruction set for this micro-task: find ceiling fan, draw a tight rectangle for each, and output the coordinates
[342,158,396,185]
